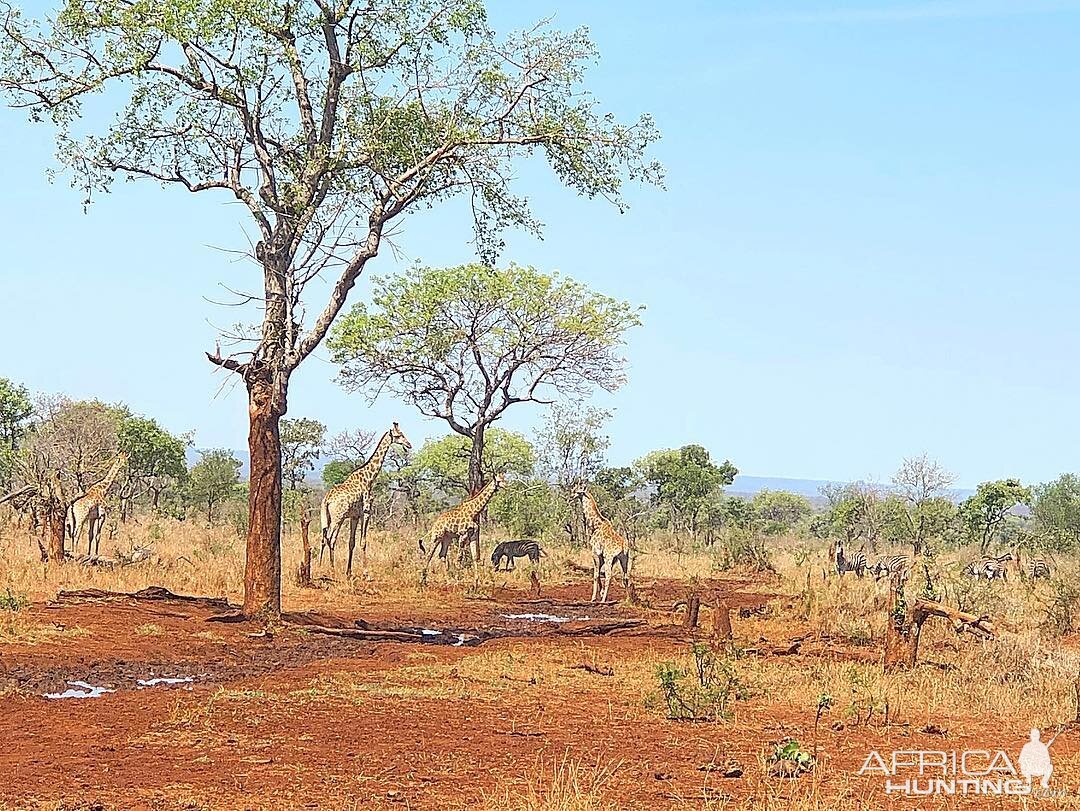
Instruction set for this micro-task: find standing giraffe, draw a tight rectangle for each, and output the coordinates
[320,422,411,578]
[578,485,632,603]
[67,451,129,557]
[419,473,506,581]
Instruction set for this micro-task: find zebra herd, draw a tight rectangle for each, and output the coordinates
[961,553,1052,582]
[835,543,1051,583]
[835,544,909,581]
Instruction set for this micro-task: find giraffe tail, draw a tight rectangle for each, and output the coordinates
[417,536,427,554]
[320,498,331,546]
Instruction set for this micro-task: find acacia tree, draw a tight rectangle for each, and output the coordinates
[329,263,641,495]
[117,415,189,512]
[892,454,955,555]
[279,417,325,491]
[0,1,660,617]
[636,445,738,541]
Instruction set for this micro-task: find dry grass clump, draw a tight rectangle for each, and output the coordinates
[478,754,619,811]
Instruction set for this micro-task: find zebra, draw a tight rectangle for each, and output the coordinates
[963,553,1013,581]
[835,543,867,578]
[491,539,545,571]
[1028,558,1052,580]
[870,554,910,582]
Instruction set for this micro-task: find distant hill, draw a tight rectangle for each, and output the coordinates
[728,475,838,506]
[728,475,975,506]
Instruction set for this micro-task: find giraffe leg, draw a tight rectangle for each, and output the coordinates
[360,504,372,579]
[92,507,106,557]
[591,551,602,603]
[345,515,360,578]
[324,510,348,571]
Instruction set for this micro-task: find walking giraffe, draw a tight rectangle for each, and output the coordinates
[578,485,632,603]
[419,473,507,581]
[320,422,412,578]
[67,451,129,557]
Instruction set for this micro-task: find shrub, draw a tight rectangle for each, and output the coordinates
[652,642,744,721]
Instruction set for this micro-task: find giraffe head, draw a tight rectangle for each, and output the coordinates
[390,421,412,451]
[494,471,507,489]
[116,451,130,466]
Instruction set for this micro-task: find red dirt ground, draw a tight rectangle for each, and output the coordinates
[3,577,1078,810]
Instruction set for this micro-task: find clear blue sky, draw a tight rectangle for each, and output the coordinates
[2,1,1079,488]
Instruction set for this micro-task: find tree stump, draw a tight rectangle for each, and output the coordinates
[683,593,701,630]
[713,601,733,642]
[297,512,313,588]
[884,580,996,671]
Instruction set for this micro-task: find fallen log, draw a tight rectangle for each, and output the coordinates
[885,591,997,671]
[569,663,614,676]
[54,586,232,610]
[553,619,645,636]
[293,624,431,643]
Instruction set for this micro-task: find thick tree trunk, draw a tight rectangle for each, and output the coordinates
[462,424,487,568]
[467,423,486,494]
[245,379,284,619]
[44,504,65,563]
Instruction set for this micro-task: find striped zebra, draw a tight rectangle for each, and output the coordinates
[491,539,545,571]
[1028,558,1051,580]
[871,554,910,582]
[963,553,1013,581]
[835,543,867,578]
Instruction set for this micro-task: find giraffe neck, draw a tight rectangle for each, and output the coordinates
[463,479,499,518]
[345,430,394,492]
[582,492,604,530]
[95,456,125,498]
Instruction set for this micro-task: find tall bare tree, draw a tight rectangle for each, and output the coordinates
[1,0,661,617]
[893,454,955,555]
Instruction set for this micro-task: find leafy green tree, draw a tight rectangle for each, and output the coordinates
[751,489,812,536]
[117,416,189,511]
[187,450,242,524]
[279,418,326,491]
[322,460,360,490]
[636,445,737,539]
[538,404,611,492]
[1,0,660,618]
[0,378,32,488]
[960,479,1032,553]
[329,263,640,495]
[594,466,640,503]
[0,378,32,451]
[1033,474,1080,551]
[489,479,567,539]
[407,429,535,498]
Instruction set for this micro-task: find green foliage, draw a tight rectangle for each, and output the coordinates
[537,403,611,491]
[636,445,737,537]
[0,589,29,612]
[329,263,640,493]
[769,740,816,775]
[1034,474,1080,552]
[117,415,188,506]
[959,479,1032,552]
[280,417,326,491]
[594,466,640,503]
[653,643,744,721]
[187,449,242,523]
[322,459,360,489]
[406,429,535,496]
[0,377,32,452]
[750,489,812,536]
[489,478,567,538]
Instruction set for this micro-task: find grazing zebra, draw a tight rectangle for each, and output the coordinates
[1028,558,1052,580]
[491,539,545,571]
[963,553,1013,581]
[871,554,910,582]
[835,543,867,578]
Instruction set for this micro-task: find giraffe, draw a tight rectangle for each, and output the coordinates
[577,485,632,603]
[67,451,129,558]
[320,422,411,578]
[419,473,506,581]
